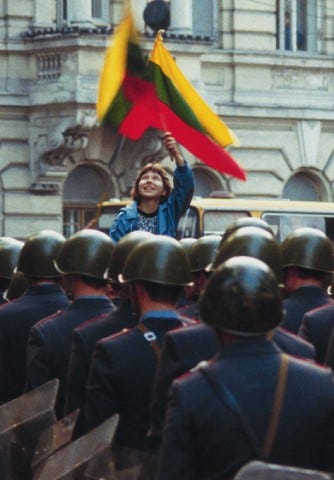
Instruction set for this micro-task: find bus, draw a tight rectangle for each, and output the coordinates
[97,197,334,242]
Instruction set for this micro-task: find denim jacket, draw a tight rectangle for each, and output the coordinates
[109,163,194,242]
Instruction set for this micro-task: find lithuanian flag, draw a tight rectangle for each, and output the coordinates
[97,15,246,181]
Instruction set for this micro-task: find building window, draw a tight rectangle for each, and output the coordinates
[169,0,215,39]
[57,0,109,26]
[277,0,320,53]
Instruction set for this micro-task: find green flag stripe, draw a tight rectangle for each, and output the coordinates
[148,61,205,134]
[101,89,132,127]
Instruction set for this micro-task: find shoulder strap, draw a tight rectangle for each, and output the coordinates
[200,353,290,461]
[199,366,264,459]
[263,353,289,458]
[136,323,161,360]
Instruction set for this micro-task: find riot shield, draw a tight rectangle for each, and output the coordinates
[233,460,332,480]
[0,378,59,480]
[32,409,79,476]
[34,413,119,480]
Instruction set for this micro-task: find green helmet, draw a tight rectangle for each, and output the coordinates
[179,237,197,253]
[3,272,29,301]
[120,235,192,286]
[55,229,115,280]
[221,217,274,244]
[188,235,221,272]
[17,230,65,278]
[281,227,334,273]
[108,231,154,283]
[199,256,283,336]
[210,226,283,282]
[0,237,24,279]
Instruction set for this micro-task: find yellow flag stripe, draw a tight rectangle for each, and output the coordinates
[97,15,133,121]
[149,34,239,147]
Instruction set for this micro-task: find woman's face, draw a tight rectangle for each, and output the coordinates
[138,169,166,202]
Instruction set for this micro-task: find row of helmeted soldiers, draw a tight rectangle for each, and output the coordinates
[0,219,334,478]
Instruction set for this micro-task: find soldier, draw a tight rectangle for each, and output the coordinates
[178,235,221,319]
[220,216,275,244]
[281,227,334,334]
[0,237,23,303]
[158,257,334,479]
[0,230,69,404]
[148,226,315,456]
[65,231,153,436]
[82,235,193,468]
[25,229,115,418]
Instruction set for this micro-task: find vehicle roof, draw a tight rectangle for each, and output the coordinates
[100,198,334,214]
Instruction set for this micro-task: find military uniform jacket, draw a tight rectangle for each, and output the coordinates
[299,303,334,364]
[65,298,137,436]
[83,311,186,451]
[0,283,69,404]
[148,322,315,454]
[25,295,114,418]
[158,338,334,480]
[282,285,333,334]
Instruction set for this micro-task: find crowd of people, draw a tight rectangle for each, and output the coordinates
[0,135,334,479]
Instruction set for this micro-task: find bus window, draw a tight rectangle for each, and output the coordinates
[177,206,200,239]
[203,210,250,236]
[325,218,334,242]
[98,206,121,235]
[262,213,334,242]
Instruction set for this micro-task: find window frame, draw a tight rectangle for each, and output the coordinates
[277,0,322,53]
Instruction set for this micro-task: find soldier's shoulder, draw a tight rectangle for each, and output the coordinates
[34,310,64,329]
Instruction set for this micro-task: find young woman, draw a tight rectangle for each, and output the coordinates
[109,132,194,242]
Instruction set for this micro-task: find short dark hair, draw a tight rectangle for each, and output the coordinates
[80,274,108,289]
[138,280,182,305]
[131,163,172,203]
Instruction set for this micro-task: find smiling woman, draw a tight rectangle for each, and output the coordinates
[109,132,195,242]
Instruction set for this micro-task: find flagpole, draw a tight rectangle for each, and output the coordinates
[108,135,126,169]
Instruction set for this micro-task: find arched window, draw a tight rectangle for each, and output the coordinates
[63,165,113,237]
[282,169,329,201]
[193,167,227,198]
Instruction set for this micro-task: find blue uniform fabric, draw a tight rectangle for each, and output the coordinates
[282,285,333,334]
[109,163,194,242]
[299,303,334,364]
[65,298,138,437]
[158,338,334,479]
[148,322,315,455]
[25,295,114,418]
[0,283,69,404]
[82,311,187,452]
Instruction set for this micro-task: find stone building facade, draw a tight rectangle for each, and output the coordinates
[0,0,334,238]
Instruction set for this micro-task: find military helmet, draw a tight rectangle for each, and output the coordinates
[17,230,65,278]
[209,226,283,282]
[199,256,283,336]
[3,272,29,301]
[281,227,334,273]
[221,216,274,243]
[179,237,197,252]
[0,237,24,279]
[120,235,192,286]
[188,235,221,272]
[108,231,154,283]
[54,229,115,280]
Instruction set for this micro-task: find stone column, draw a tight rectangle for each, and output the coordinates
[33,0,55,29]
[131,0,147,33]
[69,0,94,27]
[169,0,192,35]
